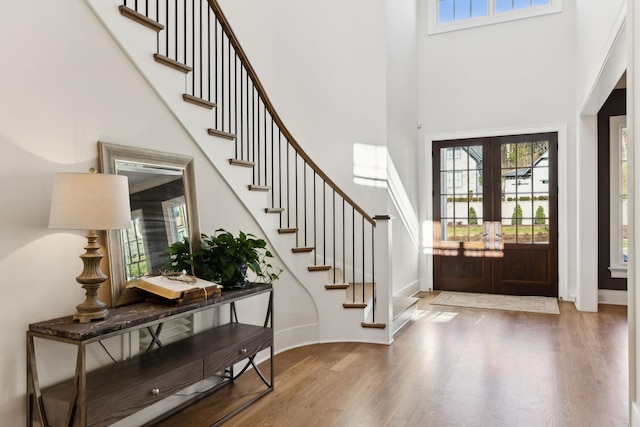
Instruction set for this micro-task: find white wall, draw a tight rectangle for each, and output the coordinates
[217,0,389,215]
[0,1,317,424]
[385,0,422,296]
[417,2,577,300]
[575,0,626,108]
[386,0,420,204]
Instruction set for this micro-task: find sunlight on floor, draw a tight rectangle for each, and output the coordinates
[413,309,458,323]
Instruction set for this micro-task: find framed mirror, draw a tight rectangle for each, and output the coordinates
[99,142,200,306]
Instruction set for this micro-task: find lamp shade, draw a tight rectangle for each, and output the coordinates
[49,172,131,231]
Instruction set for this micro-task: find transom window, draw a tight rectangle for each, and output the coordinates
[428,0,561,34]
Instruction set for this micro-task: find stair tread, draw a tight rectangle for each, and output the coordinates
[248,185,270,191]
[278,228,298,234]
[153,53,192,73]
[325,284,349,290]
[265,207,285,213]
[229,159,254,168]
[207,128,236,140]
[343,303,368,309]
[308,265,331,272]
[119,5,164,32]
[361,322,387,329]
[292,246,314,253]
[183,94,216,109]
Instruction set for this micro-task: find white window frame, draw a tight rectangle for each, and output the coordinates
[427,0,562,35]
[609,115,627,279]
[162,195,189,245]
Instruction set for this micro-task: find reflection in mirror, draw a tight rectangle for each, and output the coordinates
[99,142,200,306]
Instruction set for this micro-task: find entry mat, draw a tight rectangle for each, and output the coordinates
[429,291,560,315]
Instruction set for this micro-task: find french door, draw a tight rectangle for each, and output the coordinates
[432,133,558,297]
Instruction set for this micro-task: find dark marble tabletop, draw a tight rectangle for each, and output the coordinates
[28,283,272,342]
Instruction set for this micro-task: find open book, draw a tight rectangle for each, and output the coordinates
[129,275,222,303]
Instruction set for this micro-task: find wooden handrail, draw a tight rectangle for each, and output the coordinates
[207,0,375,226]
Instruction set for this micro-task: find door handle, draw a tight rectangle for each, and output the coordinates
[495,233,503,237]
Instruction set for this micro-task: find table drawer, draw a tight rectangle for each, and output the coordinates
[203,327,272,377]
[88,359,203,427]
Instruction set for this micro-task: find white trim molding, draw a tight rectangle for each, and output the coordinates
[598,289,628,306]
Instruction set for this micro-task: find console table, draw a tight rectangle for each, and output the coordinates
[27,283,273,427]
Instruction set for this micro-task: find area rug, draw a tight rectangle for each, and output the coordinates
[430,291,560,315]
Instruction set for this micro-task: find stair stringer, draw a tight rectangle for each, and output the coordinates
[84,0,392,345]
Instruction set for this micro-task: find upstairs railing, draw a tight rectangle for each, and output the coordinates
[121,0,380,322]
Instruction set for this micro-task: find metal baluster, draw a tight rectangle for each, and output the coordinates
[271,119,274,208]
[166,0,169,57]
[293,150,298,244]
[371,224,375,323]
[333,189,336,284]
[191,0,195,96]
[207,6,211,102]
[303,161,307,247]
[214,18,218,128]
[352,206,355,303]
[182,0,186,65]
[323,182,326,266]
[227,38,231,132]
[263,105,267,186]
[253,89,257,184]
[342,198,345,288]
[199,0,203,99]
[234,55,238,143]
[239,69,243,159]
[221,31,225,131]
[156,0,160,52]
[362,216,365,303]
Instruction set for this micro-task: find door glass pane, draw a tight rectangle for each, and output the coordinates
[439,145,483,243]
[500,140,549,244]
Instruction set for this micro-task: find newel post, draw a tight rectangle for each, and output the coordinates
[373,214,394,344]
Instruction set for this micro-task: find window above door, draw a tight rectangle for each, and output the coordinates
[427,0,562,35]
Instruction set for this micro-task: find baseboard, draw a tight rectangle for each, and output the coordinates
[632,401,640,426]
[392,302,417,336]
[273,323,320,354]
[598,289,628,306]
[394,279,420,298]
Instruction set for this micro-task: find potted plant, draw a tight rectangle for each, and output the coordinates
[165,229,281,288]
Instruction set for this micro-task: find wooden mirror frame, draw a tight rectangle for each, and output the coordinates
[98,142,200,306]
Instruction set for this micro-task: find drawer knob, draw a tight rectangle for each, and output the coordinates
[239,348,248,354]
[151,388,160,395]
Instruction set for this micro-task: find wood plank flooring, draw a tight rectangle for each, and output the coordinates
[157,292,628,427]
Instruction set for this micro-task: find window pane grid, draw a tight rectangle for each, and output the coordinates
[434,0,556,31]
[500,141,549,244]
[440,145,483,243]
[122,216,150,279]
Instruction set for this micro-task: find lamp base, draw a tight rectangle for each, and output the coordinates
[74,230,109,323]
[73,306,109,323]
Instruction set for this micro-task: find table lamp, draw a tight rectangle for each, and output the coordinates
[49,169,131,323]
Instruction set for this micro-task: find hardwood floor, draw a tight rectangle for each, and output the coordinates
[157,293,628,427]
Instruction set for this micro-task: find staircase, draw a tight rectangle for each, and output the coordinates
[86,0,393,344]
